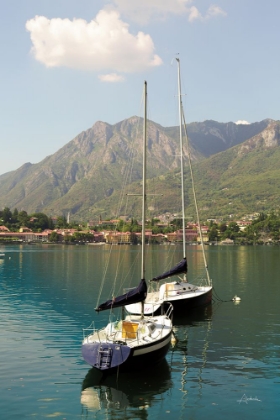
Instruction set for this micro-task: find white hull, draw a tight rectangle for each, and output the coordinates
[82,310,173,371]
[126,281,212,315]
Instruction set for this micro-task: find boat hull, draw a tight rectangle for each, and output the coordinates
[126,286,212,316]
[82,331,172,373]
[82,342,132,371]
[169,287,212,312]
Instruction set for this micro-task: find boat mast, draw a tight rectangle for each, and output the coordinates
[181,109,212,287]
[178,60,212,288]
[141,81,147,316]
[176,58,187,270]
[142,81,147,281]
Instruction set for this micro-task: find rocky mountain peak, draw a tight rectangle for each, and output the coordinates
[238,121,280,155]
[0,117,279,220]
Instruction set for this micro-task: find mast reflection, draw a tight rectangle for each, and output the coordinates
[81,359,172,414]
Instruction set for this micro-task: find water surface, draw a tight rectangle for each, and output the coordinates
[0,244,279,419]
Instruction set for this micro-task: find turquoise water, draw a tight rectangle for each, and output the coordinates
[0,244,279,419]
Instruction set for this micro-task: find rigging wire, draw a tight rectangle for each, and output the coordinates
[181,105,212,287]
[212,286,233,303]
[95,90,145,309]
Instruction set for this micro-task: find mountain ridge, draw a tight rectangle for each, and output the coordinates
[0,117,279,221]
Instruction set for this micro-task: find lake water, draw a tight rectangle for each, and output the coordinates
[0,243,279,419]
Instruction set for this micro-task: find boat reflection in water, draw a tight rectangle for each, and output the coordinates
[81,359,172,413]
[170,303,213,365]
[172,302,213,330]
[170,303,213,406]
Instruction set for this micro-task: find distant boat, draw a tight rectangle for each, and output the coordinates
[0,253,5,258]
[220,238,234,245]
[81,81,173,373]
[126,59,212,316]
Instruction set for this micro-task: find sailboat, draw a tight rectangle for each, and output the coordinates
[125,58,212,316]
[81,81,173,372]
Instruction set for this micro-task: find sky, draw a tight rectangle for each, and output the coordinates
[1,0,279,175]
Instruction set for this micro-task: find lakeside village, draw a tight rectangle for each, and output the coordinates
[1,207,280,245]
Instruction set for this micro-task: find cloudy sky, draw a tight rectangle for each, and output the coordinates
[1,0,279,174]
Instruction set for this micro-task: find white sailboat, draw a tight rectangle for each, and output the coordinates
[126,59,212,316]
[81,81,173,372]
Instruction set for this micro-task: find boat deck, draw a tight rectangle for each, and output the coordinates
[83,315,172,349]
[144,291,161,303]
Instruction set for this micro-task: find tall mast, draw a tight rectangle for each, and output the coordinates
[176,58,186,263]
[140,81,147,317]
[178,61,212,287]
[141,81,147,281]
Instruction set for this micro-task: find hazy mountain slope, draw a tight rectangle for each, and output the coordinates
[0,117,277,220]
[86,121,280,221]
[184,120,280,218]
[164,119,271,156]
[0,117,200,216]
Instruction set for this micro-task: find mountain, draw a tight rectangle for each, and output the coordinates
[165,119,271,157]
[183,120,280,219]
[0,117,278,221]
[94,120,280,221]
[0,117,201,218]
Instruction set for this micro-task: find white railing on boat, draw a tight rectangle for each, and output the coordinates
[82,321,97,340]
[83,305,173,345]
[164,302,173,319]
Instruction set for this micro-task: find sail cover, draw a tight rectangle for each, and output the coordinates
[95,279,147,312]
[151,258,187,282]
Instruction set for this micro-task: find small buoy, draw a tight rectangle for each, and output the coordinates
[171,332,177,347]
[232,295,241,302]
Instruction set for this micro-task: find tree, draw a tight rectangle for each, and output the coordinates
[18,211,29,227]
[12,208,19,223]
[48,217,54,229]
[49,231,59,242]
[152,226,160,234]
[256,213,267,223]
[28,213,50,231]
[219,223,227,233]
[130,218,141,232]
[244,224,260,243]
[72,232,94,242]
[172,218,183,229]
[2,207,12,223]
[64,234,74,242]
[117,219,125,231]
[56,216,68,228]
[208,225,218,242]
[163,226,173,234]
[228,222,239,233]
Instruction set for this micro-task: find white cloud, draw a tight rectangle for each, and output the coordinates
[26,10,162,74]
[109,0,226,24]
[188,6,202,22]
[110,0,192,23]
[206,5,227,19]
[188,4,227,22]
[235,120,250,125]
[98,73,124,82]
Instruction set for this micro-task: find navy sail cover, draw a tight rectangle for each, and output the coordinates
[95,279,147,312]
[151,258,187,282]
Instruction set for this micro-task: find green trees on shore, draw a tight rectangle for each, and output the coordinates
[1,207,280,244]
[0,207,54,232]
[208,213,280,244]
